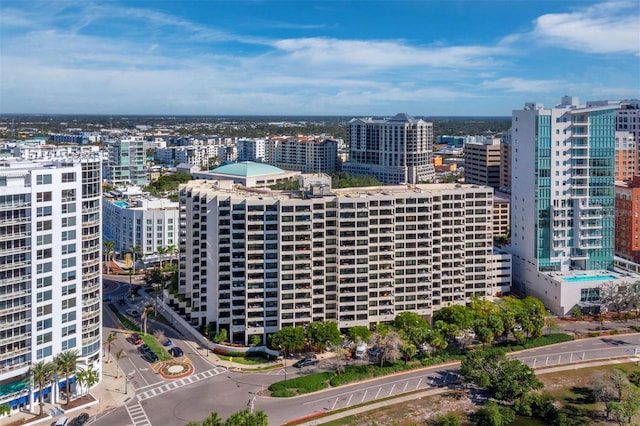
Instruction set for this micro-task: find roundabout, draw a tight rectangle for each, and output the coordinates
[158,361,194,380]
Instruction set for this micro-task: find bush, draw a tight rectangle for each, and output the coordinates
[495,333,574,351]
[269,372,333,396]
[430,412,462,426]
[473,401,515,426]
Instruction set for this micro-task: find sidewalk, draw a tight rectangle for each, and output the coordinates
[7,355,133,426]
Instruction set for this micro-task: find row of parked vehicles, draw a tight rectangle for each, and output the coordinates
[127,332,183,362]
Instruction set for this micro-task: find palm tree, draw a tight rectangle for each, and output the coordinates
[113,349,126,378]
[54,350,80,405]
[166,244,178,266]
[30,361,54,415]
[142,306,154,335]
[201,412,223,426]
[81,365,99,398]
[103,332,116,363]
[103,240,115,274]
[130,245,142,274]
[156,246,168,270]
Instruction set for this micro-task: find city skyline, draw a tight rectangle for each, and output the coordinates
[1,0,639,116]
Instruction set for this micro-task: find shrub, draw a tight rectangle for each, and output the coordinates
[269,372,333,396]
[430,412,462,426]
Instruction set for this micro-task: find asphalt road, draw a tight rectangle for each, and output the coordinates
[91,312,640,426]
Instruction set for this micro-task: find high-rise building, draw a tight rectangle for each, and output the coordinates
[500,130,512,193]
[343,113,435,184]
[615,176,640,265]
[463,137,502,188]
[0,157,102,413]
[105,136,148,186]
[174,176,507,345]
[509,96,625,314]
[614,131,637,181]
[270,137,339,173]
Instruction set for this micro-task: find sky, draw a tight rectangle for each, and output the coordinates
[0,0,639,116]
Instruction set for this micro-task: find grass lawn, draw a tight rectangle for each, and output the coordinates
[141,334,172,361]
[216,353,273,365]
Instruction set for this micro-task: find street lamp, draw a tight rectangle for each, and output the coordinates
[124,372,134,394]
[279,346,287,386]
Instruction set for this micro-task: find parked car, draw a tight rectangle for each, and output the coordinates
[169,347,183,357]
[126,309,140,317]
[128,333,142,345]
[162,339,172,347]
[137,344,150,354]
[69,412,90,426]
[143,351,158,363]
[293,358,319,368]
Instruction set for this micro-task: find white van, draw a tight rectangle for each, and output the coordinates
[55,416,69,426]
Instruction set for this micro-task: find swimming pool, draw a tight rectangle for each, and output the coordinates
[114,201,129,208]
[562,274,617,282]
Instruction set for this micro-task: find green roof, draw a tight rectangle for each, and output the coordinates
[212,161,284,177]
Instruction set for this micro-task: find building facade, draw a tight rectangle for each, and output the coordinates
[614,131,637,182]
[103,193,179,259]
[463,137,501,188]
[270,138,339,173]
[500,130,512,193]
[0,157,102,412]
[105,136,148,186]
[614,176,640,264]
[174,177,506,345]
[343,113,435,184]
[509,96,622,314]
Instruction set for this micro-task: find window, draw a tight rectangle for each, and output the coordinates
[61,311,76,323]
[36,174,52,185]
[62,271,76,282]
[36,191,52,202]
[61,257,76,269]
[36,220,52,231]
[37,346,52,359]
[37,248,52,260]
[36,206,52,217]
[37,318,52,331]
[36,262,52,274]
[37,290,52,303]
[37,234,52,246]
[62,203,76,214]
[62,243,76,255]
[37,276,52,288]
[62,217,76,227]
[62,284,76,296]
[61,189,76,201]
[36,304,52,316]
[62,324,76,337]
[61,338,76,351]
[61,230,76,241]
[61,172,76,183]
[61,298,76,309]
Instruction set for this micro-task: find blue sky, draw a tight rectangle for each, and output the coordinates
[1,0,638,116]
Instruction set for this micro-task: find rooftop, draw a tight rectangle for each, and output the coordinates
[212,161,285,177]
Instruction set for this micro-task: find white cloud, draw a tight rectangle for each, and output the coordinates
[272,38,506,69]
[533,1,640,55]
[482,78,561,93]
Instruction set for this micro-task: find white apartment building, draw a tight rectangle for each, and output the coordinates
[0,157,102,413]
[103,194,179,260]
[509,96,627,314]
[8,144,101,160]
[238,139,267,162]
[154,146,219,169]
[343,113,435,184]
[175,176,507,345]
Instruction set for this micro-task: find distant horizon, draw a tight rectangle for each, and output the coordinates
[0,113,512,119]
[1,1,637,115]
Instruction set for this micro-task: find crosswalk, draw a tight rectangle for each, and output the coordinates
[125,402,152,426]
[136,366,227,402]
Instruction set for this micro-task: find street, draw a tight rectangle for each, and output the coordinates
[93,290,640,426]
